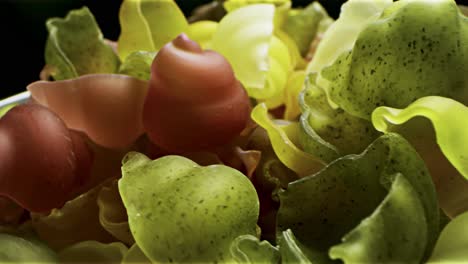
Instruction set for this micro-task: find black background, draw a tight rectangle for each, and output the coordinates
[0,0,348,98]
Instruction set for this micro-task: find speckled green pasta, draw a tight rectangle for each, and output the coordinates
[229,235,280,263]
[282,2,331,56]
[117,0,188,60]
[30,181,116,250]
[278,230,314,264]
[0,233,58,263]
[329,173,426,264]
[427,210,468,263]
[121,244,151,264]
[277,133,439,263]
[45,7,120,80]
[211,4,294,103]
[118,152,259,263]
[299,79,381,162]
[97,180,134,245]
[372,96,468,217]
[251,103,325,177]
[372,96,468,180]
[118,51,156,81]
[322,0,468,119]
[58,241,128,263]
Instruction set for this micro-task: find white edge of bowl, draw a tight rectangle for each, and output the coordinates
[0,91,31,109]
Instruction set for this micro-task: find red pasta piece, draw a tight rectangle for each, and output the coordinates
[143,34,251,152]
[0,104,93,212]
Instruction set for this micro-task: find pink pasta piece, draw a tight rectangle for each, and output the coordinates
[28,74,148,149]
